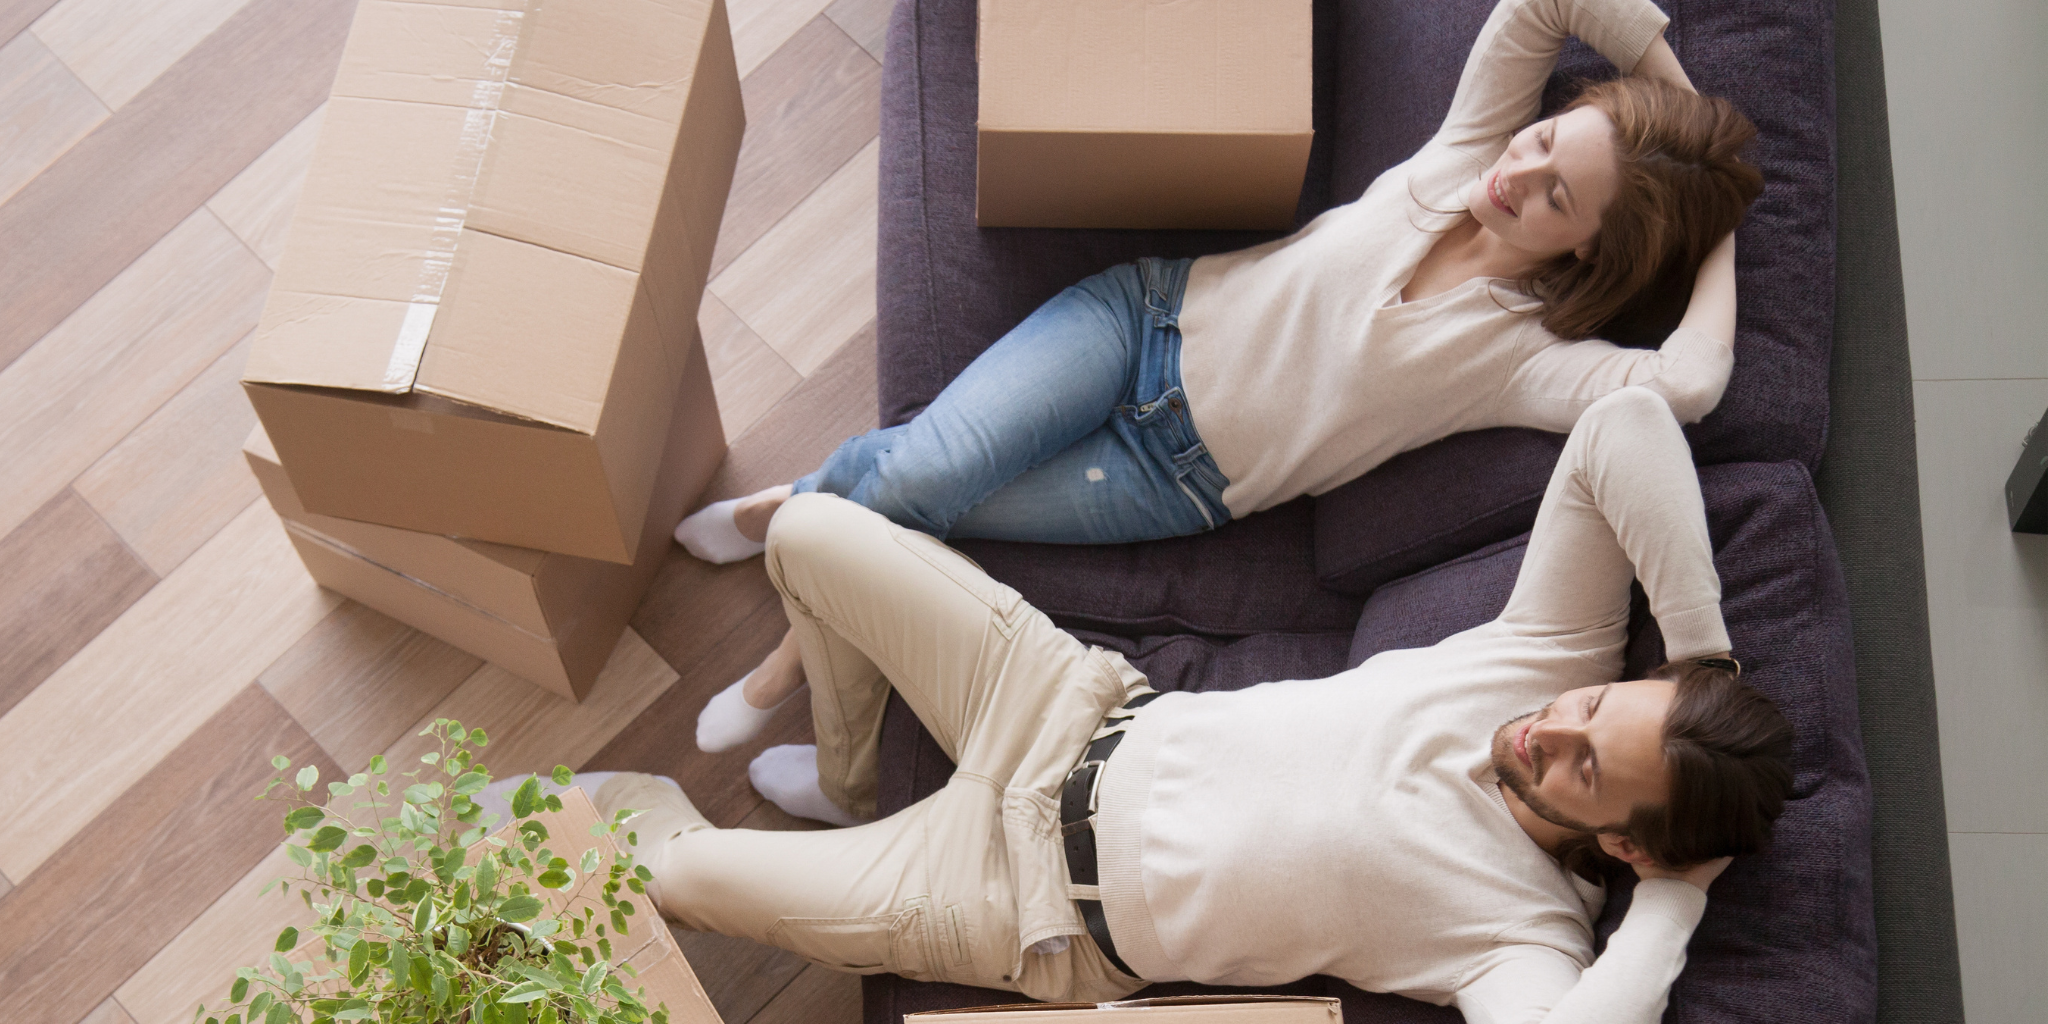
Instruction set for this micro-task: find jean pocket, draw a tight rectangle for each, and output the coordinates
[768,907,928,976]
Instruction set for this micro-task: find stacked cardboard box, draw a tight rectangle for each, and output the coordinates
[908,996,1342,1023]
[241,0,744,697]
[975,0,1313,230]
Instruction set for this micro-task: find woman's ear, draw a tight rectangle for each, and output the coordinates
[1596,832,1659,867]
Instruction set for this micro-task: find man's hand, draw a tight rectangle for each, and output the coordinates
[1633,855,1733,894]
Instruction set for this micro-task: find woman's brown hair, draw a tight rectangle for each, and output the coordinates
[1523,77,1766,340]
[1556,659,1795,883]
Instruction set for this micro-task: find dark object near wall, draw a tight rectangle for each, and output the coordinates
[2003,407,2048,533]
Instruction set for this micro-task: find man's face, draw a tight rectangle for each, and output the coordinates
[1491,679,1677,833]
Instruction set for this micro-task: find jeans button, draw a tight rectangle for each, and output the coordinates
[1168,395,1183,410]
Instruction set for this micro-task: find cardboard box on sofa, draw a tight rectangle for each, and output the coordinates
[975,0,1312,230]
[909,996,1341,1024]
[243,0,744,565]
[242,336,724,701]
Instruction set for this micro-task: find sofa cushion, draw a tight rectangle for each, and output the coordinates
[955,498,1363,638]
[1316,429,1566,597]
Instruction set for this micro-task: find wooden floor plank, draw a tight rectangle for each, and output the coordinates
[747,963,863,1024]
[0,0,353,367]
[30,0,256,109]
[710,14,880,278]
[380,629,680,783]
[80,999,139,1024]
[703,291,802,441]
[257,600,482,774]
[0,489,156,719]
[703,319,879,504]
[0,0,63,49]
[0,31,106,206]
[728,0,837,78]
[710,139,878,376]
[0,208,269,544]
[205,102,323,269]
[823,0,891,62]
[0,500,340,881]
[0,684,337,1024]
[673,925,811,1024]
[116,844,311,1024]
[72,332,261,576]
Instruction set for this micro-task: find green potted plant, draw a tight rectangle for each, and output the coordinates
[198,719,675,1024]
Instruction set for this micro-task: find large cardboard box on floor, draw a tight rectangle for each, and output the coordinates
[975,0,1313,229]
[243,0,744,564]
[243,337,723,701]
[910,996,1342,1024]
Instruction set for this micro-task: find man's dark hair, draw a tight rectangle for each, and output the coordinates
[1558,660,1795,881]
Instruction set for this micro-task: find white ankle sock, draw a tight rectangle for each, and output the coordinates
[696,674,805,753]
[674,498,766,564]
[748,744,862,828]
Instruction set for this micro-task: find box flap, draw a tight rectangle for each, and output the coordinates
[978,0,1311,134]
[246,0,719,401]
[413,229,634,433]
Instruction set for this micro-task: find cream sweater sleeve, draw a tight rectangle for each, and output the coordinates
[1495,387,1729,660]
[1452,880,1709,1024]
[1495,325,1735,430]
[1435,0,1672,157]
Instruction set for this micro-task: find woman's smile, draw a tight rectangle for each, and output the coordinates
[1489,171,1517,217]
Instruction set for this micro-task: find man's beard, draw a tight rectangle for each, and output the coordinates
[1491,708,1605,835]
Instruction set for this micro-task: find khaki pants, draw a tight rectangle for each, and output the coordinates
[656,493,1150,1001]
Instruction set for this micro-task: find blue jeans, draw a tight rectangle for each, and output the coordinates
[794,257,1230,544]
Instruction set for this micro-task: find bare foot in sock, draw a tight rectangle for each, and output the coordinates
[696,629,808,753]
[748,744,862,828]
[673,485,793,564]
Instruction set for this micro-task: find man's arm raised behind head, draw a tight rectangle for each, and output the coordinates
[1494,387,1730,662]
[1451,879,1709,1024]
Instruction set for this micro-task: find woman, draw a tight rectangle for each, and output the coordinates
[679,0,1765,788]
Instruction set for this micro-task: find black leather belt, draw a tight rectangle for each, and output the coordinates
[1059,691,1161,979]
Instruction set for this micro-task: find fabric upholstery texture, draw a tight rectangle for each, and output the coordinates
[866,0,1870,1019]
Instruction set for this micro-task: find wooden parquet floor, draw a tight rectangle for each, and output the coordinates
[0,0,896,1021]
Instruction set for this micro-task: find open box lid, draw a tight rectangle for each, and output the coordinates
[908,995,1343,1022]
[244,0,719,433]
[977,0,1312,136]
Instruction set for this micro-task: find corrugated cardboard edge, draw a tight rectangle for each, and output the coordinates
[907,995,1343,1020]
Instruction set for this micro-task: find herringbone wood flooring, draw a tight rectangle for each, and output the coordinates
[0,0,896,1021]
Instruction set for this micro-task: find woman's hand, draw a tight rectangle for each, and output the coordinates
[1632,29,1697,94]
[1634,855,1734,894]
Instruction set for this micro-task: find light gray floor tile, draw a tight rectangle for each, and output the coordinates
[1913,379,2048,833]
[1949,832,2048,1024]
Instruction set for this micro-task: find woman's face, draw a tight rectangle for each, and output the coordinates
[1465,106,1622,261]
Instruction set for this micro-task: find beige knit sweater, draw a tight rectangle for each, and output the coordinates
[1176,0,1724,519]
[1093,388,1729,1023]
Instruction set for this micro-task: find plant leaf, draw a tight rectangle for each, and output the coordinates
[501,982,551,1004]
[283,806,325,832]
[368,754,387,774]
[497,895,544,923]
[306,826,347,853]
[274,926,299,953]
[511,777,540,818]
[264,1003,292,1024]
[295,765,319,791]
[537,868,570,890]
[452,772,488,796]
[551,766,572,786]
[339,844,377,869]
[230,978,249,1003]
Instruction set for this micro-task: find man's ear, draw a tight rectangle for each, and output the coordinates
[1597,833,1659,867]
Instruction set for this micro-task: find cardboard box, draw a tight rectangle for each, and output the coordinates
[975,0,1312,229]
[243,0,744,564]
[244,337,723,701]
[518,788,723,1024]
[910,996,1342,1024]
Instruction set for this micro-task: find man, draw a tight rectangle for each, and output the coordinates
[590,387,1794,1023]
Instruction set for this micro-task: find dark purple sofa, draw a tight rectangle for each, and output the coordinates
[862,1,1877,1021]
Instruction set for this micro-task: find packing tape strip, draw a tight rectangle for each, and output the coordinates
[381,3,534,390]
[283,519,555,644]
